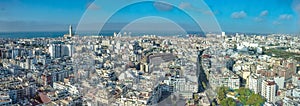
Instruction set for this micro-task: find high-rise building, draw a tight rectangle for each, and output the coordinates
[69,25,73,37]
[64,25,73,38]
[261,80,276,103]
[221,32,226,37]
[49,44,73,58]
[248,74,262,94]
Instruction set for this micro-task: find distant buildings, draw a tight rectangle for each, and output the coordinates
[0,30,300,105]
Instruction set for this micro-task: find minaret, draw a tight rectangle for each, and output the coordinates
[69,25,73,37]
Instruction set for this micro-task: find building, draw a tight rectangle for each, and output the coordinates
[292,74,300,87]
[261,80,276,103]
[210,69,240,90]
[292,88,300,98]
[274,76,285,89]
[49,44,73,58]
[221,32,226,37]
[0,92,12,106]
[64,25,73,38]
[248,74,262,94]
[228,75,240,90]
[69,25,73,37]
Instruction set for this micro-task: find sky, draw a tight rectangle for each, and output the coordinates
[0,0,299,34]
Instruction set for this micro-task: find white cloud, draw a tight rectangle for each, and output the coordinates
[231,11,247,19]
[178,2,218,15]
[273,21,281,25]
[271,14,293,25]
[279,14,293,20]
[254,10,269,22]
[254,17,264,22]
[260,10,269,17]
[179,2,191,9]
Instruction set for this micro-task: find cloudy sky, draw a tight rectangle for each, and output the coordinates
[0,0,299,34]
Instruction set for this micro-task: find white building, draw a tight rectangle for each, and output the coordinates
[210,70,240,90]
[49,44,73,58]
[0,92,12,106]
[274,76,285,89]
[292,75,300,86]
[248,74,262,94]
[64,25,73,38]
[228,75,240,90]
[292,88,300,98]
[261,80,276,103]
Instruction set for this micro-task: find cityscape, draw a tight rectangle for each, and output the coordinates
[0,0,300,106]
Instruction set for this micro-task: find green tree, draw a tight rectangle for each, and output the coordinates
[237,87,252,96]
[246,94,265,106]
[238,95,247,105]
[212,102,217,106]
[217,86,229,102]
[220,98,236,106]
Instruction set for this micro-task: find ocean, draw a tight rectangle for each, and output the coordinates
[0,31,206,39]
[0,32,68,39]
[0,31,114,39]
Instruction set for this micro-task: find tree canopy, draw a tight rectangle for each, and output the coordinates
[216,87,265,105]
[220,97,236,106]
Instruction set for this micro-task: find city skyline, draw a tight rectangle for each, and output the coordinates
[0,0,299,34]
[1,1,300,105]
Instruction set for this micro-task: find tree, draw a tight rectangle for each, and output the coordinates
[237,87,252,96]
[212,102,217,106]
[246,94,265,106]
[217,86,229,102]
[238,95,247,105]
[220,98,236,106]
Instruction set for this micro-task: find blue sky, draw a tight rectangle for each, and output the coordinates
[0,0,299,34]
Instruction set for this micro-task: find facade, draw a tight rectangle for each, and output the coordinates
[49,44,73,58]
[210,70,240,90]
[274,76,285,89]
[261,80,276,103]
[292,75,300,87]
[228,75,240,90]
[248,74,262,94]
[0,92,12,106]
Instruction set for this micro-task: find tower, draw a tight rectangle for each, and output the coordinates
[261,80,276,103]
[222,32,226,37]
[69,25,73,37]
